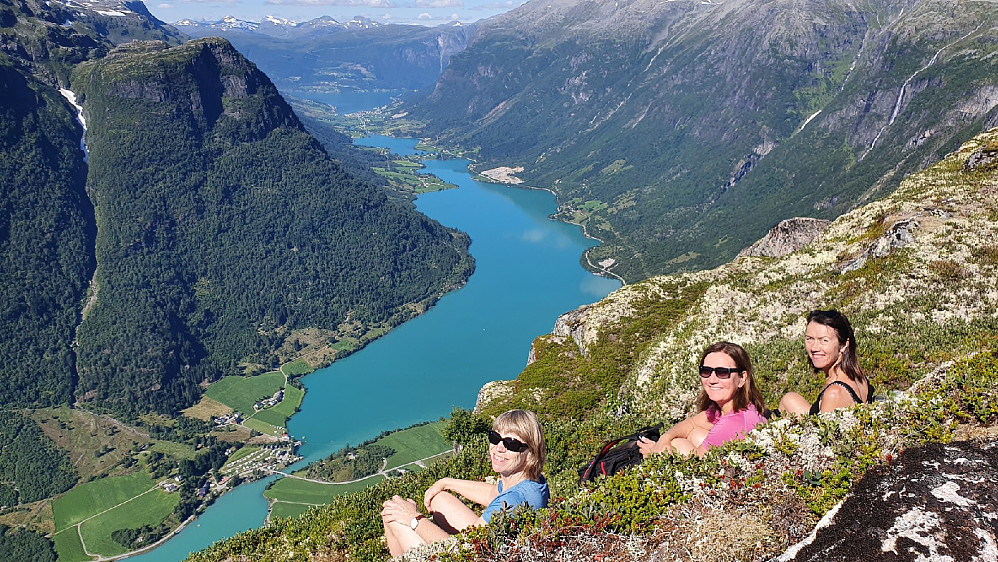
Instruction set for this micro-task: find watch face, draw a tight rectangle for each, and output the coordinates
[410,516,419,530]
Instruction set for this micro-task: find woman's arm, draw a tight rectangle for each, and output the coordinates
[382,495,452,543]
[424,477,499,509]
[636,412,710,457]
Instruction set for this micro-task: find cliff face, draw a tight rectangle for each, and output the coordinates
[409,0,998,281]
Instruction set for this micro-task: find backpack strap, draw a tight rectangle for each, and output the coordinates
[579,437,630,483]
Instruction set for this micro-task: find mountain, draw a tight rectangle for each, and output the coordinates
[174,17,474,106]
[186,124,998,562]
[175,14,383,37]
[405,0,998,281]
[0,0,473,417]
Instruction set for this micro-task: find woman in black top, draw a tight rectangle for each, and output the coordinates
[779,310,873,415]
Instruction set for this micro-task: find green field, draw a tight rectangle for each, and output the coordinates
[282,360,313,377]
[53,472,156,531]
[264,421,451,510]
[224,445,259,465]
[51,471,179,560]
[269,501,313,520]
[149,439,197,460]
[205,371,284,414]
[207,369,304,430]
[78,487,179,556]
[380,421,449,470]
[52,526,91,562]
[265,474,384,505]
[247,384,303,427]
[243,418,283,436]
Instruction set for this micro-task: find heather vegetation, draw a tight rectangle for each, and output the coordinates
[188,129,998,561]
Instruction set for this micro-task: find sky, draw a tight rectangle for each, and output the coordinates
[147,0,527,27]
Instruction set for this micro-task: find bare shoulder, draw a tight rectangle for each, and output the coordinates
[819,383,857,411]
[689,410,713,429]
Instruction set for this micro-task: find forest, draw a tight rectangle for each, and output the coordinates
[0,61,93,408]
[55,38,473,418]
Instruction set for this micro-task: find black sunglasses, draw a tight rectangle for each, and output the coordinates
[699,366,742,379]
[488,429,528,452]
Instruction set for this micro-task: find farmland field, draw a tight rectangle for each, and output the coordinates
[380,421,449,470]
[53,472,156,531]
[51,471,177,560]
[265,474,383,505]
[78,487,179,556]
[205,372,284,414]
[269,501,312,520]
[52,527,90,562]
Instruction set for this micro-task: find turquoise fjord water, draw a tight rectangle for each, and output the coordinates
[127,136,619,561]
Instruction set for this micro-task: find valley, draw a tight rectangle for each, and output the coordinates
[2,0,998,559]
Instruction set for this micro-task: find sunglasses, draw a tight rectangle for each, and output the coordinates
[488,429,528,452]
[698,366,742,379]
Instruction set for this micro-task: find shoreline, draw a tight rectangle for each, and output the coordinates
[472,164,627,285]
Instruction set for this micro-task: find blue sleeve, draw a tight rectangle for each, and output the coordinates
[481,488,527,523]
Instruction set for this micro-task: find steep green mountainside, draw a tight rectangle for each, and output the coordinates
[187,128,998,561]
[406,0,998,281]
[1,0,473,418]
[69,37,472,416]
[176,21,474,106]
[0,59,92,407]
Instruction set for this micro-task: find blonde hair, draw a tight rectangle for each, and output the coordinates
[493,409,546,481]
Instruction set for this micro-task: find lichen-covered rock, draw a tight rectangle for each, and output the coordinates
[737,218,831,258]
[777,439,998,562]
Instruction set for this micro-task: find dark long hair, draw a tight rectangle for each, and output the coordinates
[807,309,865,382]
[694,341,766,414]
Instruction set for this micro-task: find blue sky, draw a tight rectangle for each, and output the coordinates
[147,0,526,27]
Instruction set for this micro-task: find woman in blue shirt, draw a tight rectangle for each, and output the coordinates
[381,409,549,557]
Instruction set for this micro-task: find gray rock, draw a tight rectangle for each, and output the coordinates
[738,217,832,258]
[777,439,998,562]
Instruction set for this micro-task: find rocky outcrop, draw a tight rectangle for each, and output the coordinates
[737,217,831,258]
[965,143,998,172]
[778,439,998,562]
[550,303,595,357]
[841,215,923,273]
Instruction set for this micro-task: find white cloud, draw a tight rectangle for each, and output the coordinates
[266,0,393,7]
[414,0,462,7]
[416,12,432,18]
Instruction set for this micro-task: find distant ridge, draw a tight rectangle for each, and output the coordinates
[174,14,384,37]
[407,0,998,281]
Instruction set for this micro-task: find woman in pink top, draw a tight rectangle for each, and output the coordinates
[637,341,767,458]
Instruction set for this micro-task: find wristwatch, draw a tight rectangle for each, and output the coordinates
[409,513,424,530]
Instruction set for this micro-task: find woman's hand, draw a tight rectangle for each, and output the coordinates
[423,478,450,509]
[636,435,668,457]
[381,495,421,526]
